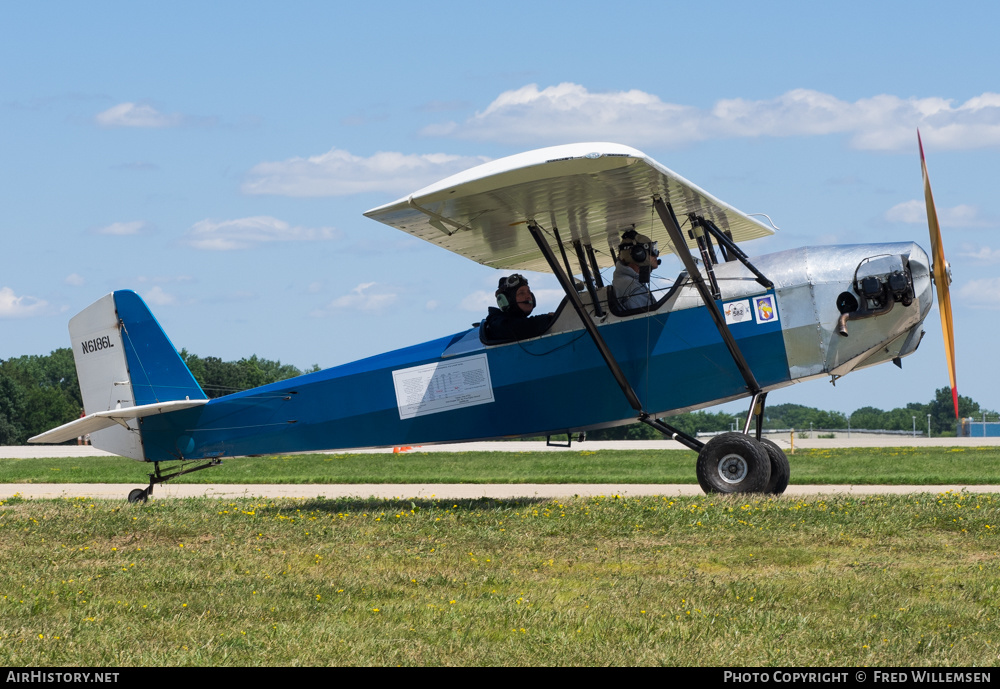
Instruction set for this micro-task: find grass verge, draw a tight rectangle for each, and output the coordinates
[0,491,997,666]
[2,446,1000,484]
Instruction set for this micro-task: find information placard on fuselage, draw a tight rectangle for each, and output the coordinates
[392,354,495,420]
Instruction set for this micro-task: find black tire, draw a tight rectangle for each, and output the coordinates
[696,432,770,494]
[127,488,148,504]
[758,439,790,495]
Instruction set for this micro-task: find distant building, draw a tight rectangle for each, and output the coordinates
[958,419,1000,437]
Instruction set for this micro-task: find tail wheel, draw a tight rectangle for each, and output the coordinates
[696,432,770,494]
[127,488,148,504]
[758,439,790,495]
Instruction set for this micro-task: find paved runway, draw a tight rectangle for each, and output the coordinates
[2,438,997,501]
[2,482,998,501]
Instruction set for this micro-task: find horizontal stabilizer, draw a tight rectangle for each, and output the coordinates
[28,399,208,445]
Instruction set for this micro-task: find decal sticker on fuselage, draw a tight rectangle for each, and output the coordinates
[392,353,494,420]
[724,299,753,325]
[753,294,779,325]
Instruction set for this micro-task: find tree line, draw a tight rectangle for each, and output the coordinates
[586,388,996,440]
[0,348,994,444]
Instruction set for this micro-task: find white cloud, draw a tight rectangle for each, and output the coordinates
[957,278,1000,308]
[0,287,47,318]
[959,245,1000,263]
[885,200,926,224]
[459,290,494,312]
[241,147,490,197]
[425,83,1000,151]
[314,282,397,313]
[95,102,182,128]
[184,216,340,250]
[885,201,996,227]
[64,273,85,286]
[533,289,565,309]
[95,220,147,236]
[142,286,175,306]
[944,205,997,227]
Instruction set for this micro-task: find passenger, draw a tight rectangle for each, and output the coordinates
[484,274,554,342]
[613,229,661,311]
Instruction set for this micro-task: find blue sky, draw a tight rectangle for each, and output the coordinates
[3,0,998,422]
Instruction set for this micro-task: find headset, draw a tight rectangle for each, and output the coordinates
[496,273,534,311]
[618,229,660,267]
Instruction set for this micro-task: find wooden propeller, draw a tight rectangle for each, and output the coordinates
[919,130,959,420]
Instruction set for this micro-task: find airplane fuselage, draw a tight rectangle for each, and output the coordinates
[131,241,931,462]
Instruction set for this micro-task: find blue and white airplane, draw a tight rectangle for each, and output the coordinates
[30,141,955,501]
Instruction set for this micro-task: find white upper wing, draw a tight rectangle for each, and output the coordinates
[364,142,773,274]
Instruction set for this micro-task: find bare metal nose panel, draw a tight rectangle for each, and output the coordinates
[749,243,932,381]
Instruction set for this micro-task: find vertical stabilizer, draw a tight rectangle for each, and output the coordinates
[69,290,206,460]
[112,290,206,406]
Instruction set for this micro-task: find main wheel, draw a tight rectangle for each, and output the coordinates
[127,488,148,504]
[696,432,770,494]
[758,439,790,495]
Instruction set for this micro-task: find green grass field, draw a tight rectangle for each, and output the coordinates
[3,446,1000,485]
[3,447,998,666]
[1,490,997,666]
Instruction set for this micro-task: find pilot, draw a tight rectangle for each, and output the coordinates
[613,229,661,311]
[484,274,554,342]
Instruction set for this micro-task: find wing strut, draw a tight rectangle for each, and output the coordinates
[652,197,763,402]
[701,218,774,289]
[526,221,704,452]
[585,244,605,288]
[551,226,577,284]
[688,214,722,299]
[573,239,604,318]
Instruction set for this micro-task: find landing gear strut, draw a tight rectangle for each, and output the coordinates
[126,458,223,504]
